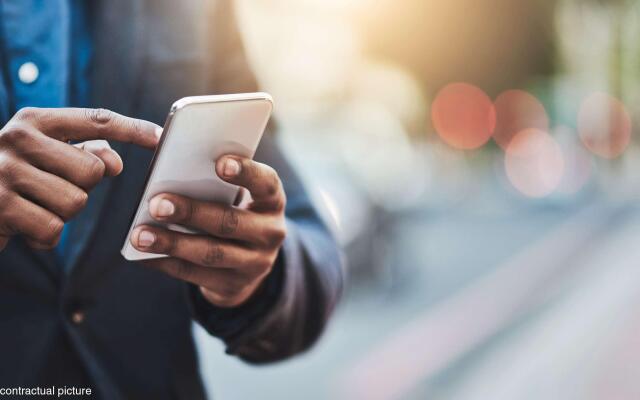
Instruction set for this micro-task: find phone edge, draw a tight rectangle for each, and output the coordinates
[120,93,273,260]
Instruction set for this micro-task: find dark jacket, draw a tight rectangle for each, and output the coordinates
[0,1,343,398]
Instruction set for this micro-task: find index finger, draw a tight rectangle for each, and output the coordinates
[16,107,161,149]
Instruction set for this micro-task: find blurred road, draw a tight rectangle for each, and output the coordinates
[193,198,640,400]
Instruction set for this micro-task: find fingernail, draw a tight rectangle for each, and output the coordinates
[138,230,156,247]
[223,158,241,178]
[156,199,175,217]
[154,126,163,140]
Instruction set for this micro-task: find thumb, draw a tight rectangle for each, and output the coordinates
[75,140,124,177]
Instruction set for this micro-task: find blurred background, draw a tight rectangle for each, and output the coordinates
[195,1,640,399]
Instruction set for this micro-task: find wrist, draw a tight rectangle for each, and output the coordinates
[199,271,271,308]
[189,253,285,340]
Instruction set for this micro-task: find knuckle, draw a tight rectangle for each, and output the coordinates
[250,164,266,183]
[41,217,64,244]
[66,190,89,214]
[265,177,280,197]
[219,208,239,235]
[14,107,39,122]
[263,166,280,190]
[201,241,224,267]
[90,143,112,158]
[84,156,106,182]
[0,189,16,216]
[272,195,286,211]
[179,197,196,223]
[0,156,21,184]
[163,233,178,255]
[128,118,143,141]
[239,158,254,176]
[266,224,287,247]
[0,125,32,147]
[86,108,113,128]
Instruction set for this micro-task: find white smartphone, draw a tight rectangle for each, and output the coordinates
[121,93,273,261]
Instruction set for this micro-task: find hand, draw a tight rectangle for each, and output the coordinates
[0,107,160,250]
[130,156,287,308]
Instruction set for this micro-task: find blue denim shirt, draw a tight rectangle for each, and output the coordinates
[0,0,91,258]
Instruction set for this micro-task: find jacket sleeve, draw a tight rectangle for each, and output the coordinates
[188,0,344,363]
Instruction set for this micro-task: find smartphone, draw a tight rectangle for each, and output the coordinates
[121,93,273,261]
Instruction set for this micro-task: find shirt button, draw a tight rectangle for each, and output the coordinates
[18,62,39,84]
[70,310,85,325]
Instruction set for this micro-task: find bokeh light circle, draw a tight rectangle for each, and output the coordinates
[578,92,631,159]
[431,83,496,150]
[493,90,549,150]
[505,129,565,198]
[553,125,592,195]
